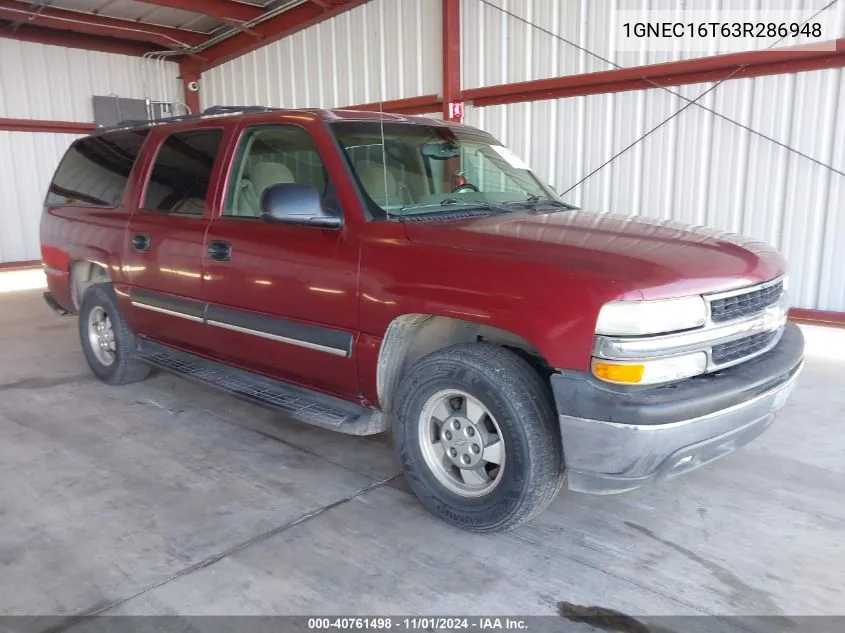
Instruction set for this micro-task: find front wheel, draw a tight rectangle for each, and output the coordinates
[394,343,565,532]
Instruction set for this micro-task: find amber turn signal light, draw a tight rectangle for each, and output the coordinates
[592,361,645,384]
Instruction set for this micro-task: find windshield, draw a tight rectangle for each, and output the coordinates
[330,121,559,219]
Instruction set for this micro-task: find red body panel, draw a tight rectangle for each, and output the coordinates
[40,109,786,409]
[120,212,209,352]
[41,209,129,309]
[401,211,784,298]
[201,219,361,395]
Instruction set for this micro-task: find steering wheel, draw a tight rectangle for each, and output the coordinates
[451,183,479,193]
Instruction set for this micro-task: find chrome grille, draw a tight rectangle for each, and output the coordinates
[594,275,789,379]
[709,280,783,323]
[711,330,780,366]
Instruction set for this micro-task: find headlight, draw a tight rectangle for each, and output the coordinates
[592,352,707,385]
[595,296,707,336]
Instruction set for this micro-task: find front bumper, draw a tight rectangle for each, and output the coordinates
[552,322,804,494]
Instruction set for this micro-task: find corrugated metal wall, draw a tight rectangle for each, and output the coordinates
[0,39,180,121]
[462,0,845,87]
[461,0,845,312]
[201,0,441,110]
[464,68,845,312]
[0,131,82,263]
[0,40,179,263]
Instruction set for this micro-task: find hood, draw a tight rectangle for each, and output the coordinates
[403,209,785,300]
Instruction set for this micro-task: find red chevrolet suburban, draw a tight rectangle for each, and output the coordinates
[40,106,804,531]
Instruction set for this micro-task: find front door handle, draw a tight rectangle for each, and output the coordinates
[207,240,232,262]
[131,233,150,252]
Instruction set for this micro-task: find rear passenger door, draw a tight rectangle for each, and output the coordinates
[122,127,226,354]
[201,122,360,397]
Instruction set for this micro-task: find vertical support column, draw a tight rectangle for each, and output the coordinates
[442,0,461,121]
[178,58,202,115]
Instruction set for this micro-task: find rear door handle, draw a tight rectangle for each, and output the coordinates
[207,240,232,262]
[131,233,150,252]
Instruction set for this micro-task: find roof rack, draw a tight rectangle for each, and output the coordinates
[91,105,280,135]
[202,105,278,115]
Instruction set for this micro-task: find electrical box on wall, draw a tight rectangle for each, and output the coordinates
[92,96,187,127]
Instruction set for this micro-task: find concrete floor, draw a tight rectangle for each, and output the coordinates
[1,279,843,621]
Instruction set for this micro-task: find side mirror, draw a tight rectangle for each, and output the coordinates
[260,183,342,228]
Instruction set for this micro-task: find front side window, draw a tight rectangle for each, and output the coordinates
[225,125,333,218]
[330,121,557,220]
[46,130,149,207]
[143,129,223,215]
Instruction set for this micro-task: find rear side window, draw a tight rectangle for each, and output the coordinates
[46,130,149,207]
[142,129,223,215]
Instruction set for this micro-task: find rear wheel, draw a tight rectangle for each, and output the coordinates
[78,283,150,385]
[394,343,564,532]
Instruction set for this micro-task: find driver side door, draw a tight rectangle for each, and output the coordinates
[200,122,361,397]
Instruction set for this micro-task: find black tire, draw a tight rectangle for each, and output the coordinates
[394,343,565,532]
[78,283,150,386]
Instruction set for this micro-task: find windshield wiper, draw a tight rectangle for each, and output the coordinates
[503,195,574,209]
[395,198,513,216]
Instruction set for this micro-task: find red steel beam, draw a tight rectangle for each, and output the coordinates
[0,260,41,271]
[0,0,208,49]
[789,308,845,329]
[441,0,460,121]
[465,39,845,107]
[347,95,443,115]
[200,0,367,70]
[134,0,263,23]
[0,21,158,56]
[178,58,202,115]
[0,118,96,134]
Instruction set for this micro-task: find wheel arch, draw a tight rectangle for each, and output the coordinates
[376,313,554,413]
[69,260,112,310]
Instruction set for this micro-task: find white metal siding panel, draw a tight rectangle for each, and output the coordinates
[0,39,180,122]
[0,41,177,264]
[201,0,441,110]
[0,132,81,263]
[464,68,845,311]
[461,0,845,89]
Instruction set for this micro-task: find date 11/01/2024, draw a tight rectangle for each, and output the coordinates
[308,617,528,630]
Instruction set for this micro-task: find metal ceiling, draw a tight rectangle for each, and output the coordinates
[44,0,225,33]
[0,0,363,66]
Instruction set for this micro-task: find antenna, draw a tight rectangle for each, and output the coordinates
[376,0,390,219]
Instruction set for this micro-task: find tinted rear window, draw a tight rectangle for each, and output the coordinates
[46,130,149,207]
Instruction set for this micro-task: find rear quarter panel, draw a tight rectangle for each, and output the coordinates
[40,130,154,311]
[40,206,130,312]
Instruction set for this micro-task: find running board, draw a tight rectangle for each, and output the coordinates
[136,341,389,436]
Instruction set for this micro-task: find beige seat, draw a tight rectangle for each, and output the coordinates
[356,163,409,208]
[235,161,297,217]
